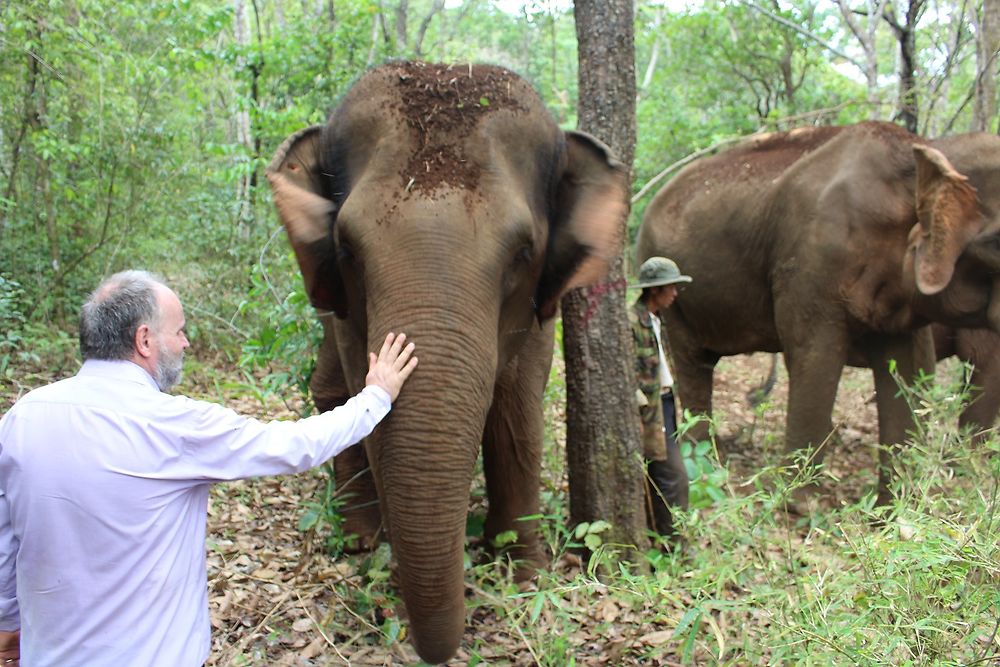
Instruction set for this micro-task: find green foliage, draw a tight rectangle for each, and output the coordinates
[237,253,321,410]
[296,464,351,556]
[0,275,27,378]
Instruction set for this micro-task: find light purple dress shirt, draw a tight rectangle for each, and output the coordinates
[0,359,391,667]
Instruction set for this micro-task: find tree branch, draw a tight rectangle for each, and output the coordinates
[739,0,863,69]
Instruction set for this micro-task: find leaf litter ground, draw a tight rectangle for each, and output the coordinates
[0,352,928,666]
[196,352,887,665]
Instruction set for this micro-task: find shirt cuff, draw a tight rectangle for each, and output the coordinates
[362,384,392,408]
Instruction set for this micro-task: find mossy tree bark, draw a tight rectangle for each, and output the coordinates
[562,0,646,558]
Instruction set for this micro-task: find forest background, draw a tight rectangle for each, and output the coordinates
[1,0,999,665]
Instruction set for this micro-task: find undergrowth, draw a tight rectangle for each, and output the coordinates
[301,356,999,665]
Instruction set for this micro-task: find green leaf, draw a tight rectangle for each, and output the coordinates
[491,529,518,547]
[297,509,319,531]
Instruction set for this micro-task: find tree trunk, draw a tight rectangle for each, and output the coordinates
[394,0,408,51]
[232,0,254,228]
[883,0,924,133]
[563,0,645,555]
[0,33,40,244]
[972,0,1000,132]
[836,0,890,119]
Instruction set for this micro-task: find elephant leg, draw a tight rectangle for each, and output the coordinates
[865,328,935,506]
[481,332,550,581]
[313,318,382,551]
[957,329,1000,444]
[664,323,719,446]
[781,327,848,472]
[962,363,1000,444]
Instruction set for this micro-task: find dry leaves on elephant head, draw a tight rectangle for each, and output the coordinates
[388,61,526,194]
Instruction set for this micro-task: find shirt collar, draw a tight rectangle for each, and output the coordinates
[78,359,160,391]
[632,297,655,328]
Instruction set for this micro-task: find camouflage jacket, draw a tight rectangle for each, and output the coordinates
[629,298,667,460]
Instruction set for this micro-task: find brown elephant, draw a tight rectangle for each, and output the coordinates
[266,61,627,664]
[637,121,1000,504]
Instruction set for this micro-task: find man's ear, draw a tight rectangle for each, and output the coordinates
[534,131,629,320]
[134,323,154,359]
[266,125,348,316]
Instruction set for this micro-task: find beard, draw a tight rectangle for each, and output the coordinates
[153,343,185,392]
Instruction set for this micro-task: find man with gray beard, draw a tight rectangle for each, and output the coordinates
[0,270,418,667]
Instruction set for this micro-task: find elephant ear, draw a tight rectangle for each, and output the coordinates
[535,131,629,320]
[266,125,348,316]
[909,144,983,295]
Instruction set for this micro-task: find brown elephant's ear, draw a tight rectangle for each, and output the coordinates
[535,131,629,320]
[266,125,348,316]
[910,144,983,295]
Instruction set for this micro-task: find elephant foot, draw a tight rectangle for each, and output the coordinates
[483,540,543,582]
[511,550,542,584]
[339,506,383,553]
[874,485,894,509]
[782,483,821,518]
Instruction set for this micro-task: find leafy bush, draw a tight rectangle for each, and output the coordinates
[0,275,28,380]
[237,253,321,413]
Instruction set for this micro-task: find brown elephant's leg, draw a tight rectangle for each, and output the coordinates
[312,318,382,551]
[866,329,935,506]
[956,329,1000,444]
[962,364,1000,444]
[664,323,719,446]
[781,328,848,472]
[481,329,550,580]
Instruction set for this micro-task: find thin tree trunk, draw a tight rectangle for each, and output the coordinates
[232,0,254,228]
[638,7,664,99]
[394,0,408,51]
[972,0,1000,131]
[37,71,62,322]
[883,0,924,133]
[413,0,444,56]
[563,0,645,557]
[0,28,42,244]
[368,11,381,66]
[248,0,264,221]
[836,0,890,119]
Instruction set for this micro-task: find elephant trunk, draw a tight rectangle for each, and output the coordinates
[367,309,496,664]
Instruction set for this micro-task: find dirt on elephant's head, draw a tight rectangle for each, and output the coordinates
[382,61,529,195]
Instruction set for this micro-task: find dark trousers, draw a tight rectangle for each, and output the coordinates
[646,390,689,538]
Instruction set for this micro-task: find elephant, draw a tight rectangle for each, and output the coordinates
[265,61,628,663]
[636,121,1000,505]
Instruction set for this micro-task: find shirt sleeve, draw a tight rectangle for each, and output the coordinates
[0,490,19,632]
[151,385,392,482]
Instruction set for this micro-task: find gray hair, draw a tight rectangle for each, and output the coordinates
[79,270,166,361]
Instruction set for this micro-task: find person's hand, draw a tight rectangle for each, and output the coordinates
[0,630,19,666]
[366,332,418,402]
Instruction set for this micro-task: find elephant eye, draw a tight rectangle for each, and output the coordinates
[337,241,354,263]
[514,243,533,265]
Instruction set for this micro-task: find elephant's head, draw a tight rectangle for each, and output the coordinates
[266,61,627,663]
[904,140,1000,333]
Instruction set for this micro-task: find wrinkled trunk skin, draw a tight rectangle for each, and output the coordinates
[365,289,497,664]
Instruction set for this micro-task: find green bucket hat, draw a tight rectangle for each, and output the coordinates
[630,256,693,289]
